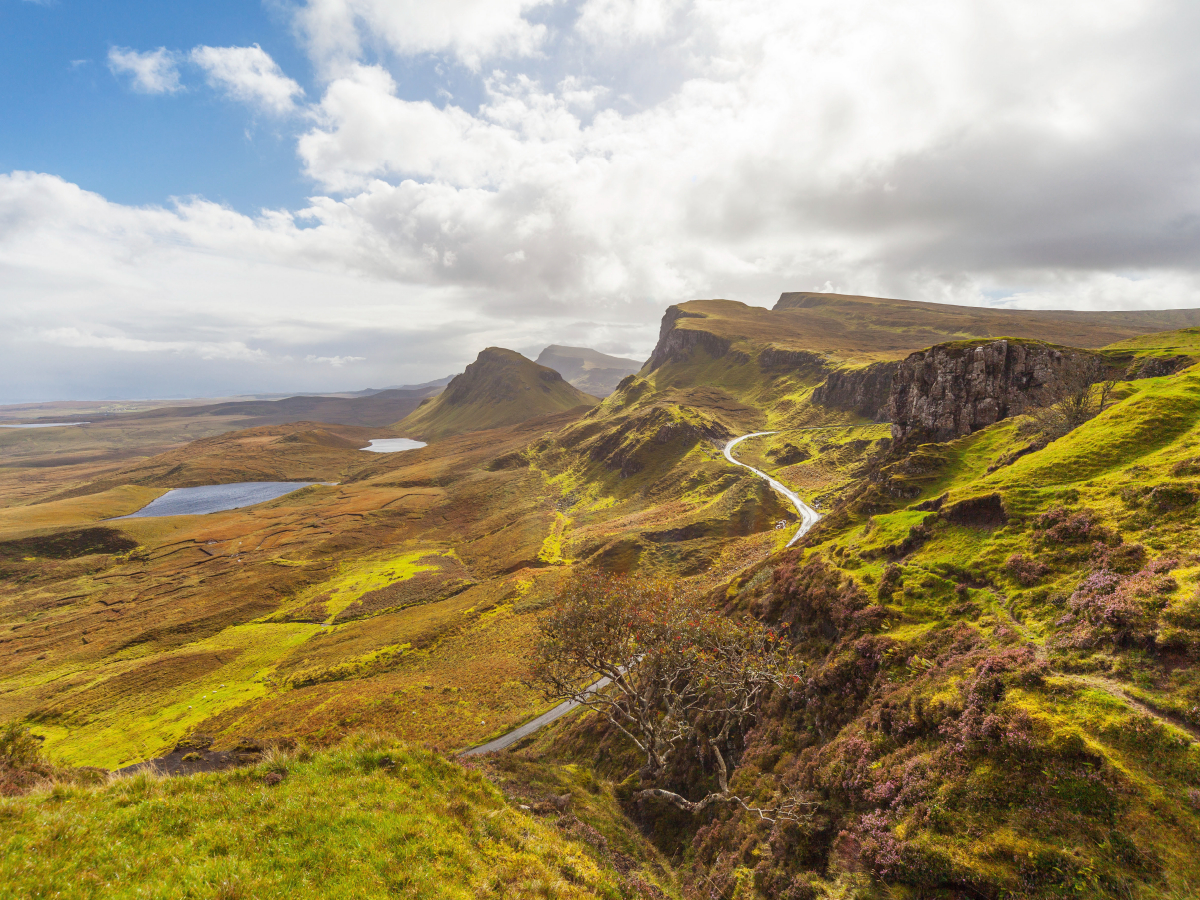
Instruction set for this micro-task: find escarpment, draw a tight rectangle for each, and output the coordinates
[887,339,1095,443]
[811,362,898,420]
[644,306,734,371]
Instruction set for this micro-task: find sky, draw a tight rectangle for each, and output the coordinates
[2,0,1199,402]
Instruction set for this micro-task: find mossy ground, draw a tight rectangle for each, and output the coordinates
[0,733,674,899]
[692,362,1200,898]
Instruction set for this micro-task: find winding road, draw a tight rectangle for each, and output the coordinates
[460,432,820,756]
[721,431,821,547]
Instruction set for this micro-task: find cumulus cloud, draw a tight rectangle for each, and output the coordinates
[190,45,305,115]
[107,47,181,94]
[294,0,555,74]
[7,0,1200,401]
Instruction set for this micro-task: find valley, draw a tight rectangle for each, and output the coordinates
[4,293,1200,898]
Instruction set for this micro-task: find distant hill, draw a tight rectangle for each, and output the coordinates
[340,374,458,397]
[398,347,599,439]
[123,384,446,428]
[769,291,1200,354]
[534,346,643,397]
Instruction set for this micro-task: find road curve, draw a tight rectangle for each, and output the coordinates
[723,431,821,546]
[459,432,819,757]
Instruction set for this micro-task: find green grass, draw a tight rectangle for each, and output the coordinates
[310,550,447,621]
[0,735,654,900]
[986,373,1200,488]
[1105,327,1200,358]
[36,623,321,769]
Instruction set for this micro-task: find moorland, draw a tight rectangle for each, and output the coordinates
[4,292,1200,899]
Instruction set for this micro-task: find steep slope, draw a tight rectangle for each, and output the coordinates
[636,360,1200,899]
[399,348,599,440]
[535,345,643,397]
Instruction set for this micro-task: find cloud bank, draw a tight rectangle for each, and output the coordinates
[6,0,1200,400]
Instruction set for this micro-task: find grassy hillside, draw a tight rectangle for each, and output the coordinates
[1105,325,1200,359]
[0,733,677,899]
[400,348,599,440]
[654,362,1200,898]
[0,395,802,769]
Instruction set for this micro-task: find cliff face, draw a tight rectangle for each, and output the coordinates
[887,339,1088,443]
[644,306,733,371]
[811,362,898,420]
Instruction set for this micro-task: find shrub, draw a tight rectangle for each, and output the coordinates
[1006,553,1049,587]
[1035,506,1113,545]
[0,721,43,769]
[1056,563,1178,650]
[877,564,903,602]
[769,555,883,639]
[1146,484,1197,512]
[1170,457,1200,477]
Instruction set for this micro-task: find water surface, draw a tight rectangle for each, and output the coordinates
[361,438,427,453]
[116,482,330,519]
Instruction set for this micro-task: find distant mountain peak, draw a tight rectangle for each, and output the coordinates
[398,347,598,439]
[534,345,643,397]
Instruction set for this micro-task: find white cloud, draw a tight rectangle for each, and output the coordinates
[305,355,366,365]
[35,328,269,362]
[7,0,1200,401]
[190,45,305,115]
[293,0,555,74]
[107,47,181,94]
[576,0,686,42]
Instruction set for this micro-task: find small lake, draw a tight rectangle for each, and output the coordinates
[361,438,427,453]
[115,482,330,519]
[0,422,89,429]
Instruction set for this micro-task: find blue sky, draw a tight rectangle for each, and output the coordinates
[1,0,1198,402]
[2,0,313,211]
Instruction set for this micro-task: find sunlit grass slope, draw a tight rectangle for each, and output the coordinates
[0,735,666,900]
[698,362,1200,897]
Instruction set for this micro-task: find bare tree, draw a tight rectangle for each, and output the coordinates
[526,572,810,821]
[1027,356,1118,440]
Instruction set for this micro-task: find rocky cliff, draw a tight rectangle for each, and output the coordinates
[644,306,735,371]
[811,362,898,420]
[887,339,1093,443]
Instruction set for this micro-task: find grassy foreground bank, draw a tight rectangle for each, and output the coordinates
[0,734,666,900]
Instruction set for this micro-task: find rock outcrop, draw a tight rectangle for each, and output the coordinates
[888,340,1094,443]
[811,362,898,420]
[645,306,734,371]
